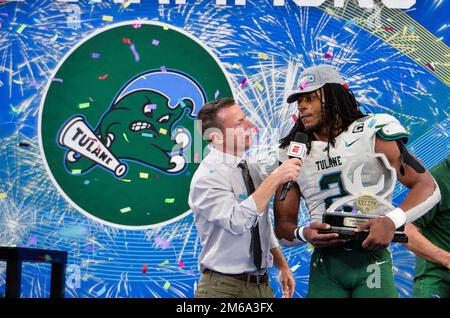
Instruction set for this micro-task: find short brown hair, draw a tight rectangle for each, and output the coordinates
[197,98,236,142]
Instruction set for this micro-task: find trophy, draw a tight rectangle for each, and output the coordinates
[319,153,408,243]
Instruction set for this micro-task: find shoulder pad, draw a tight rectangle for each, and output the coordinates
[373,114,409,143]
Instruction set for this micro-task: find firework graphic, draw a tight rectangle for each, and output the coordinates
[0,0,449,298]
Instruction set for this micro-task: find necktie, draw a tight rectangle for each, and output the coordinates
[237,160,263,271]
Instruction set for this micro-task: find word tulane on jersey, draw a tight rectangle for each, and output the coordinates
[315,155,343,171]
[19,0,416,9]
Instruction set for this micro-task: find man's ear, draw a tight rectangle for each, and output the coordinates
[204,127,223,145]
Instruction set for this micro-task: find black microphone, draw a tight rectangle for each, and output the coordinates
[279,132,308,201]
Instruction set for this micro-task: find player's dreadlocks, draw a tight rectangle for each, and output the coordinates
[279,83,365,155]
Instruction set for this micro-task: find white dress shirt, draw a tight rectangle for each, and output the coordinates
[189,146,279,274]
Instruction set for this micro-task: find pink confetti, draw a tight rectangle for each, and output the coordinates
[28,236,37,245]
[324,52,333,59]
[383,26,394,31]
[292,114,298,122]
[178,261,185,269]
[194,152,199,163]
[122,37,131,45]
[425,63,436,72]
[98,74,109,80]
[299,80,308,90]
[133,23,142,29]
[142,264,148,273]
[240,77,247,87]
[343,82,349,89]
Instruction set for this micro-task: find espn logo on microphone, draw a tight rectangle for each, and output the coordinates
[287,142,306,159]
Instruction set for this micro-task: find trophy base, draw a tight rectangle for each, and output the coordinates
[320,212,408,243]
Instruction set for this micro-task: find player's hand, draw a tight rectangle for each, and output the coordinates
[303,222,345,248]
[356,217,396,250]
[278,266,295,298]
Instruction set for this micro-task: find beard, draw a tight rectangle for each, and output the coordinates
[304,120,324,134]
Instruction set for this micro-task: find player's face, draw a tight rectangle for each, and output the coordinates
[297,89,325,133]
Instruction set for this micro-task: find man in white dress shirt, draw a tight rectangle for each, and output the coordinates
[189,98,300,298]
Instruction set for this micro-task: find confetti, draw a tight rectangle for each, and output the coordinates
[139,172,149,179]
[425,63,436,72]
[120,207,132,213]
[123,133,129,143]
[324,52,333,59]
[84,180,90,185]
[28,236,37,245]
[368,118,376,128]
[141,133,153,138]
[232,63,241,69]
[163,24,170,31]
[214,90,220,99]
[13,79,23,85]
[292,114,298,122]
[383,26,394,31]
[164,198,175,204]
[19,142,30,147]
[152,39,160,46]
[155,236,171,249]
[239,194,248,200]
[178,261,185,269]
[159,128,168,135]
[290,264,300,272]
[91,52,101,59]
[160,66,167,72]
[163,281,171,290]
[178,99,186,107]
[78,102,90,109]
[158,260,169,266]
[52,77,64,83]
[255,82,264,92]
[130,44,140,62]
[123,0,133,8]
[44,255,52,261]
[96,286,106,297]
[122,37,131,45]
[408,25,415,33]
[120,179,132,183]
[102,15,113,22]
[142,264,148,274]
[240,77,247,87]
[50,34,58,42]
[258,52,269,60]
[299,79,308,90]
[16,24,27,34]
[71,169,82,175]
[343,82,349,89]
[144,104,157,111]
[194,152,199,163]
[98,74,109,80]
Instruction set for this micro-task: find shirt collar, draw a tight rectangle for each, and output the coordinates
[208,146,245,168]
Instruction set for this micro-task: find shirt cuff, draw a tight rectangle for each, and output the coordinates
[241,195,260,226]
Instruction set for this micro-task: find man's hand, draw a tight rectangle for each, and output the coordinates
[278,266,295,298]
[303,222,345,248]
[271,158,302,186]
[355,217,396,250]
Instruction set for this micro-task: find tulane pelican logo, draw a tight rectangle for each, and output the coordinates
[39,22,233,229]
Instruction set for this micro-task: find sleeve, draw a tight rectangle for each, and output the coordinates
[188,173,260,236]
[269,226,280,250]
[373,113,409,143]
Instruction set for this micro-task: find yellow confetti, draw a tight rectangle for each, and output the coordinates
[0,193,7,199]
[163,281,171,290]
[159,260,169,266]
[123,0,133,8]
[159,128,168,135]
[232,63,241,69]
[102,15,113,22]
[71,169,82,175]
[120,179,132,183]
[16,24,27,34]
[164,198,175,204]
[120,207,132,213]
[78,102,90,109]
[258,52,269,60]
[139,172,149,179]
[163,24,170,31]
[255,82,264,92]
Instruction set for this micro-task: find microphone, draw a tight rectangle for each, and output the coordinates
[279,132,308,201]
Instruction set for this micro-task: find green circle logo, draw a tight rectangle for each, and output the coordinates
[39,22,233,229]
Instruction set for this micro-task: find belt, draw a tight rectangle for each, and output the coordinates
[203,269,269,285]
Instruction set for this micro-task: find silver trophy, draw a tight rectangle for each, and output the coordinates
[320,153,408,243]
